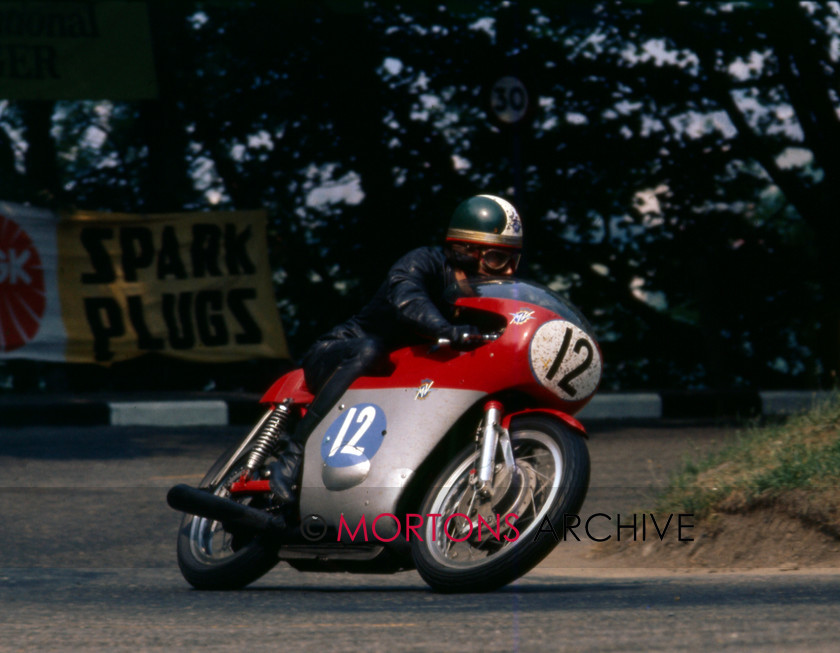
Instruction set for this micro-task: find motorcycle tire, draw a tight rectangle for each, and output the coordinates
[411,414,590,593]
[176,440,281,590]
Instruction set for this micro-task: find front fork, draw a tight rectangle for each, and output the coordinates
[475,400,516,495]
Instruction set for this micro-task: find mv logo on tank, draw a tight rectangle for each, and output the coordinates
[0,215,46,352]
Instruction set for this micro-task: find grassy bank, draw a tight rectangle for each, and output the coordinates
[656,393,840,536]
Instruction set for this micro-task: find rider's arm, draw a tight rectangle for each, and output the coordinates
[386,248,453,339]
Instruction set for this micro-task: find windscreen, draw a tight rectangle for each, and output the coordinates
[444,278,593,331]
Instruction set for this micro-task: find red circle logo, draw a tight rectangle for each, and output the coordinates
[0,214,46,352]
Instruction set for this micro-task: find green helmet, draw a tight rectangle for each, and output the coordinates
[446,195,523,248]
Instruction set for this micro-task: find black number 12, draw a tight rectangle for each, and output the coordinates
[545,327,594,397]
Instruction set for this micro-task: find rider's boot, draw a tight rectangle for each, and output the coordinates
[267,408,322,504]
[267,439,305,504]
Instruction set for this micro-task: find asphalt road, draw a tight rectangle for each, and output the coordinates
[2,421,839,651]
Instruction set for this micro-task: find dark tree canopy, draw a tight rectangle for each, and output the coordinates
[2,0,838,392]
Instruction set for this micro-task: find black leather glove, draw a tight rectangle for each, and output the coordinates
[443,324,482,351]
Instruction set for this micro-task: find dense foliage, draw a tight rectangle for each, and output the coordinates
[2,0,839,391]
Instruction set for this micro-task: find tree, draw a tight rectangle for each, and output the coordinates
[2,0,837,391]
[510,0,836,389]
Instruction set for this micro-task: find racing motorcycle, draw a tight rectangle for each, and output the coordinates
[167,277,602,593]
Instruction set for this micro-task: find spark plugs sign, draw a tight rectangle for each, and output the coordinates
[62,210,288,364]
[0,204,287,364]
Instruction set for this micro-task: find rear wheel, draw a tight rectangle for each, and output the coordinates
[176,442,281,590]
[411,414,589,593]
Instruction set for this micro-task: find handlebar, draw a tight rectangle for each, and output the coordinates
[435,332,500,348]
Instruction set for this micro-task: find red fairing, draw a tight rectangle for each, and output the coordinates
[501,408,586,437]
[261,368,314,405]
[350,295,544,395]
[261,291,600,417]
[351,295,598,416]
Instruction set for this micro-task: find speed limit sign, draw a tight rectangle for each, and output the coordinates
[490,76,529,124]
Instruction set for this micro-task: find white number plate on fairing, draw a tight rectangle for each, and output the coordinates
[529,320,602,401]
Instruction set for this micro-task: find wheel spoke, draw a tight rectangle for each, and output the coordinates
[413,420,590,593]
[422,430,569,568]
[464,488,478,519]
[529,467,553,483]
[528,487,538,518]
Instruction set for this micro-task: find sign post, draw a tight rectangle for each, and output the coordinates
[489,75,529,204]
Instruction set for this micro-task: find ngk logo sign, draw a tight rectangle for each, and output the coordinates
[0,214,46,352]
[0,246,32,284]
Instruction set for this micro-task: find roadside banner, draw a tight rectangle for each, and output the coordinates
[0,201,289,364]
[0,202,66,358]
[0,1,157,100]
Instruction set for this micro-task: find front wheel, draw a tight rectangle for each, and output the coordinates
[176,440,281,590]
[411,414,590,593]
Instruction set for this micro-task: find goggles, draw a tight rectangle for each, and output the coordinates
[479,247,521,272]
[454,243,520,272]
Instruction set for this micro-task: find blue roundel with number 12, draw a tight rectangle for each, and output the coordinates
[320,403,387,468]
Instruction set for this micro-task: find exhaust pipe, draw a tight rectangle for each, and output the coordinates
[167,484,286,533]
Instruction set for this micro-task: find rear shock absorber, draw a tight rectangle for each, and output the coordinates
[242,400,293,473]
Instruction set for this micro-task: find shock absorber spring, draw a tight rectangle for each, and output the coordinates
[243,401,292,472]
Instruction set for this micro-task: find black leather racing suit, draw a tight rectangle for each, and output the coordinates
[292,246,461,441]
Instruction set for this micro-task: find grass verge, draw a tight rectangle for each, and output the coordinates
[655,392,840,537]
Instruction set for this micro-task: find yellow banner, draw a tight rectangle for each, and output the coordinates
[0,1,156,99]
[57,210,289,364]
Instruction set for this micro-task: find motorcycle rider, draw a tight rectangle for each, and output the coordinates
[268,194,524,504]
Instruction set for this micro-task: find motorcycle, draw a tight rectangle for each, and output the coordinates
[167,277,602,593]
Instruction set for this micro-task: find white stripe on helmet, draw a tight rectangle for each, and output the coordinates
[478,195,522,237]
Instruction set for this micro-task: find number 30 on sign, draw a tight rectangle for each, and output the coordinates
[490,76,529,124]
